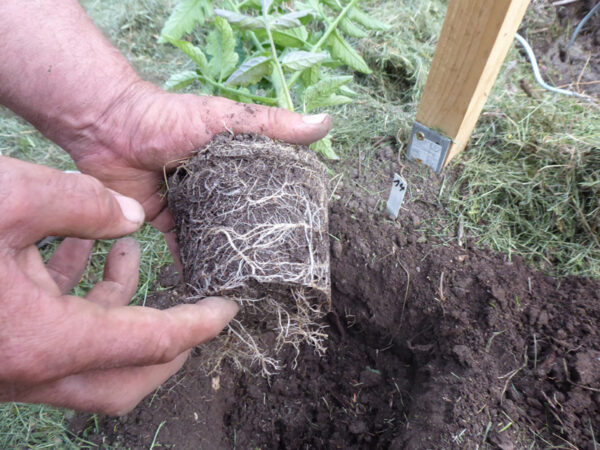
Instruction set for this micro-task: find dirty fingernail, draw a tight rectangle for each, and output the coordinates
[113,194,145,224]
[302,113,329,125]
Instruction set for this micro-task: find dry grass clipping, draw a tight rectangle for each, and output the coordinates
[168,134,331,375]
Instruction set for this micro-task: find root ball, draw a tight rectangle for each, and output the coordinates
[168,134,331,374]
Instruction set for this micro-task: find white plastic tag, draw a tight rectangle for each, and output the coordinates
[386,173,407,219]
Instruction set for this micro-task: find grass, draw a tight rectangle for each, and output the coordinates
[0,0,598,447]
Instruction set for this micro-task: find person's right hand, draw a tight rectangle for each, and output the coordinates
[0,156,239,415]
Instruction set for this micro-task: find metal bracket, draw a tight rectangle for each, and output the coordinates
[406,122,452,173]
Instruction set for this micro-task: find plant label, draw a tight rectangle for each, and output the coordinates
[387,173,407,219]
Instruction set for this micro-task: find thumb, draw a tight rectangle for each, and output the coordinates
[0,157,144,247]
[204,97,332,145]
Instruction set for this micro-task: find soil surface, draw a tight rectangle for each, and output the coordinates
[71,140,600,448]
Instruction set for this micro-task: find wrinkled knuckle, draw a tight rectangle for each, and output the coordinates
[0,183,33,228]
[266,107,280,129]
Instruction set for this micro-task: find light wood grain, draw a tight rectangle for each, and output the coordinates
[415,0,530,167]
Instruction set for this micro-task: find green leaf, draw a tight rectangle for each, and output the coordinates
[304,76,352,109]
[270,65,288,108]
[163,70,198,91]
[305,94,352,112]
[214,9,265,30]
[339,85,358,97]
[159,0,212,42]
[305,0,323,14]
[325,30,371,74]
[281,51,328,71]
[304,75,353,102]
[255,27,308,47]
[225,56,272,86]
[311,136,339,160]
[320,0,340,11]
[301,64,321,86]
[238,0,262,9]
[165,38,208,71]
[271,10,315,30]
[347,6,390,31]
[206,17,239,81]
[339,17,368,38]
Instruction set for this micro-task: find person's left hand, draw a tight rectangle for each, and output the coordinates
[61,84,332,256]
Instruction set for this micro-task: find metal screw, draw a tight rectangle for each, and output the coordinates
[416,132,425,141]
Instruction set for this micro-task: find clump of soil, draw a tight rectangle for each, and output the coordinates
[167,134,330,374]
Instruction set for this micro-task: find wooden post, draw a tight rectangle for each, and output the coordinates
[413,0,530,169]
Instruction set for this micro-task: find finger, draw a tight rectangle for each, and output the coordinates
[0,157,145,248]
[204,97,332,146]
[163,231,183,276]
[10,352,190,416]
[46,238,94,294]
[85,238,140,307]
[149,209,182,279]
[149,206,174,233]
[5,293,238,385]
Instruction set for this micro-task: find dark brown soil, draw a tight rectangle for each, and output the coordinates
[71,141,600,448]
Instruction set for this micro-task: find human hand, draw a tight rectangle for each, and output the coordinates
[0,156,239,415]
[63,85,332,258]
[1,0,331,259]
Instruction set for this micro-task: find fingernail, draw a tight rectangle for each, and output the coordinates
[302,113,329,125]
[113,194,145,224]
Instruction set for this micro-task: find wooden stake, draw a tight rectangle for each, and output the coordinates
[415,0,531,168]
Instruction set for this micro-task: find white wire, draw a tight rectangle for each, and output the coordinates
[514,33,588,98]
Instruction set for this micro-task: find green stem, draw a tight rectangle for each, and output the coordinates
[198,75,278,105]
[263,14,294,110]
[286,0,357,90]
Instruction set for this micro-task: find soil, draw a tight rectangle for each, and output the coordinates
[521,1,600,99]
[71,138,600,448]
[69,3,600,448]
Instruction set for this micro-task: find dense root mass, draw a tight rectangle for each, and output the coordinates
[168,134,330,374]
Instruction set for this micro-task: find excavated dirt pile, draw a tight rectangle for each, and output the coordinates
[167,134,331,374]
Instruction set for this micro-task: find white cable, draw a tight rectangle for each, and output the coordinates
[514,33,588,98]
